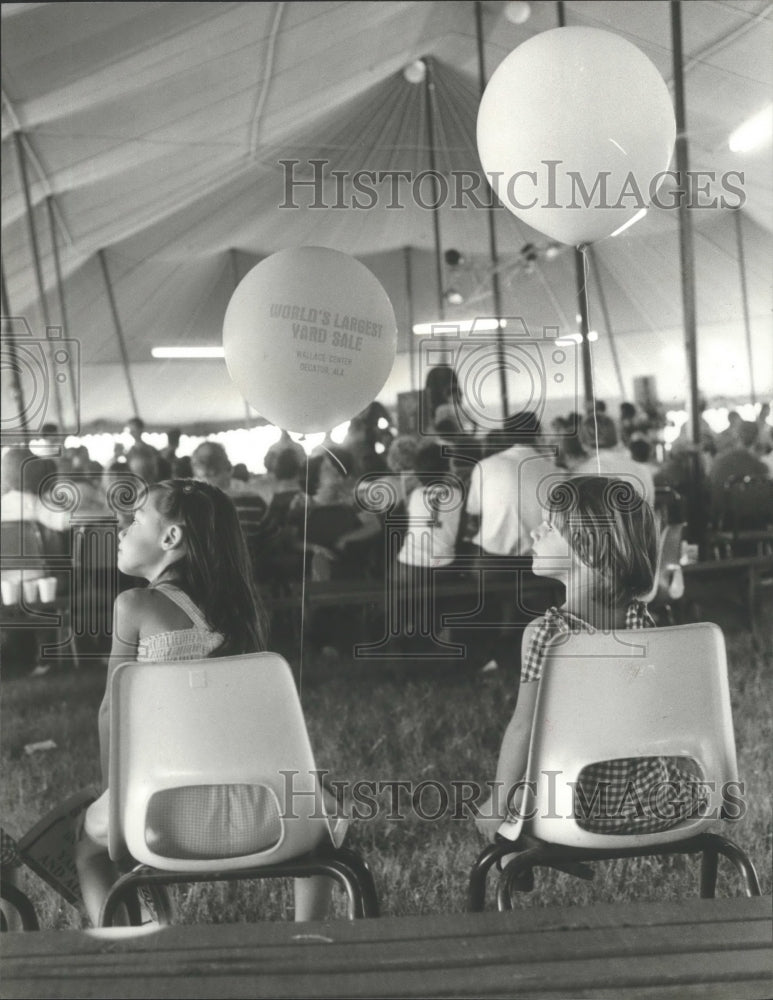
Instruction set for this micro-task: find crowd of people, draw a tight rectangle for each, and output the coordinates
[3,394,772,569]
[2,389,772,665]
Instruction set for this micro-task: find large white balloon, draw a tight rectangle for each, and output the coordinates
[223,247,397,433]
[477,27,676,245]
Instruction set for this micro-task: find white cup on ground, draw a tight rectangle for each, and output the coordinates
[38,576,58,603]
[1,579,21,605]
[22,579,40,603]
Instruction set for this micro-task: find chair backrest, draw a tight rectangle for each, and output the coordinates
[643,522,686,606]
[108,652,337,872]
[518,623,738,850]
[231,494,268,533]
[722,476,773,531]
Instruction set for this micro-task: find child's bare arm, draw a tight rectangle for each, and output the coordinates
[475,620,543,841]
[98,589,141,787]
[476,682,539,841]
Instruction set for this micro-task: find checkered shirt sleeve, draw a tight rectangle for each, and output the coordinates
[520,607,585,684]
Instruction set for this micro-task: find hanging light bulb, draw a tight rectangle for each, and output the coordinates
[505,1,531,25]
[403,59,427,84]
[444,288,465,306]
[544,242,562,261]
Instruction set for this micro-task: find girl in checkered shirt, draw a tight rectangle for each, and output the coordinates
[475,475,704,841]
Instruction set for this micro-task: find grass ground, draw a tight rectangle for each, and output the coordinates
[1,593,771,929]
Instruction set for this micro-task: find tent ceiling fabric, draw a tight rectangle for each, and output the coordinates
[1,1,771,431]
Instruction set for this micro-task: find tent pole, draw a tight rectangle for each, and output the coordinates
[556,3,594,410]
[423,58,445,322]
[403,245,416,393]
[13,131,65,429]
[670,1,701,447]
[475,0,508,420]
[1,258,30,436]
[97,248,140,422]
[670,0,705,550]
[229,248,252,428]
[733,209,756,405]
[46,195,78,422]
[587,246,626,400]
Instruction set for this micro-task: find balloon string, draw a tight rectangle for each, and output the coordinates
[299,452,310,702]
[580,245,601,475]
[319,443,347,476]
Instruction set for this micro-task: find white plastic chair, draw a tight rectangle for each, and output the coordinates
[101,652,378,925]
[469,622,761,910]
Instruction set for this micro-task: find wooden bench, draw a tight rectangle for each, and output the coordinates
[264,566,563,661]
[266,563,562,614]
[2,897,770,998]
[682,555,773,637]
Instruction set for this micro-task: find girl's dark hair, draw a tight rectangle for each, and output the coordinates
[546,476,657,602]
[148,479,268,655]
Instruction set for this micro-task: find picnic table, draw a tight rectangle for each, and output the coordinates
[2,897,770,999]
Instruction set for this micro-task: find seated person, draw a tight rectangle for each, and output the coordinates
[396,440,466,648]
[301,446,381,581]
[708,421,769,525]
[476,477,705,841]
[75,480,336,924]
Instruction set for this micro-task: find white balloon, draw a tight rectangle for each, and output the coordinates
[477,27,676,245]
[223,247,397,434]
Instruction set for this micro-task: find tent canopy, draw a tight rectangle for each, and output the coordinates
[2,1,771,432]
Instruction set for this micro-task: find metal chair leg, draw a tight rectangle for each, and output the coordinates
[306,852,379,919]
[137,883,174,925]
[497,849,543,911]
[700,845,719,898]
[329,846,379,918]
[100,870,147,927]
[0,882,39,931]
[706,834,762,897]
[467,841,517,912]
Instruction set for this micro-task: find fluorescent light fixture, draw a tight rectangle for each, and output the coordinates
[729,104,773,153]
[610,208,647,238]
[152,346,224,359]
[555,331,598,346]
[412,318,505,335]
